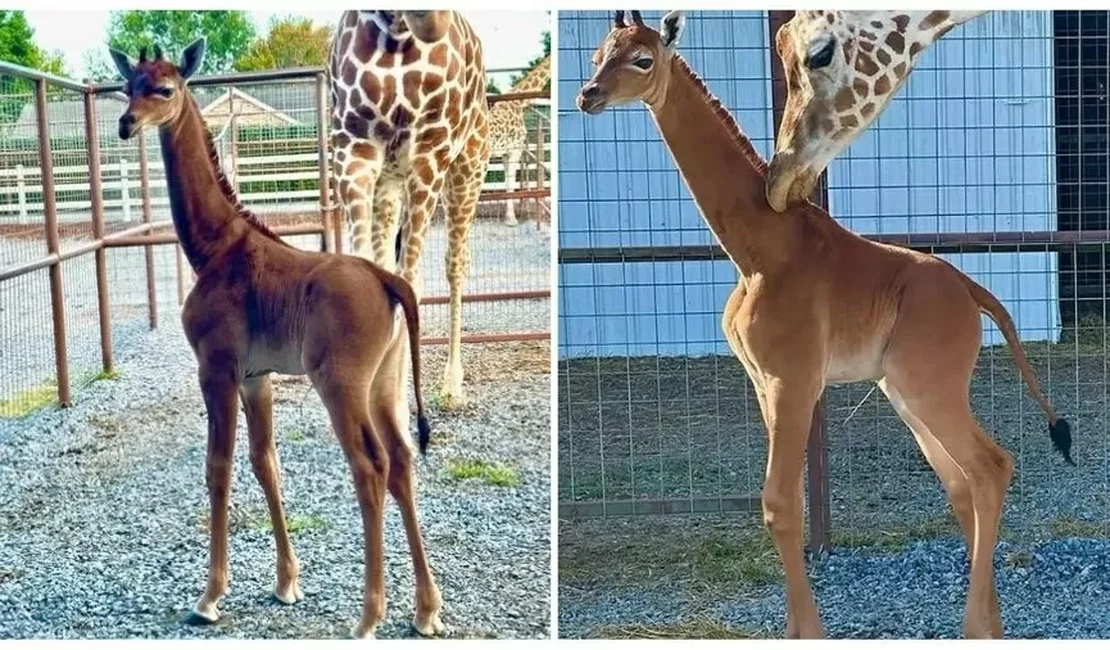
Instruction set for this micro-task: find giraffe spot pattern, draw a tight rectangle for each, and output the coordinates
[885,31,905,55]
[920,11,950,30]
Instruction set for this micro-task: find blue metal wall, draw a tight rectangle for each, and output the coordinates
[558,10,1060,358]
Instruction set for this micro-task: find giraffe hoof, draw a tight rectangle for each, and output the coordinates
[413,610,445,637]
[351,621,378,639]
[273,580,304,605]
[185,606,220,626]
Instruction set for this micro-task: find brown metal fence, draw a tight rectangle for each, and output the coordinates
[557,10,1110,548]
[0,62,550,421]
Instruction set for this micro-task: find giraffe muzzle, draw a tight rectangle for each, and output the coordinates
[765,155,798,212]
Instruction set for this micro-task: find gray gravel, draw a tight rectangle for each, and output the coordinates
[559,515,1110,639]
[0,320,550,639]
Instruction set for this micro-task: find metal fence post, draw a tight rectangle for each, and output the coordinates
[768,9,831,553]
[137,133,158,329]
[83,86,114,374]
[120,158,132,221]
[15,165,28,223]
[315,72,336,254]
[35,78,71,406]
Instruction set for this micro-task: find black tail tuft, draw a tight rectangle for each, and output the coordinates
[417,414,432,455]
[1049,417,1074,466]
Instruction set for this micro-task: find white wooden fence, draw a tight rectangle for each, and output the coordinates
[0,142,551,223]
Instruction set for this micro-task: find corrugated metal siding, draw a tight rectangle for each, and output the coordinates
[558,10,1060,358]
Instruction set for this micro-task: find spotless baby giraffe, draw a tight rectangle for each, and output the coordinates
[111,39,444,638]
[577,11,1071,639]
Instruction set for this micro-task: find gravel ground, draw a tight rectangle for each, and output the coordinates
[0,320,551,639]
[559,514,1110,639]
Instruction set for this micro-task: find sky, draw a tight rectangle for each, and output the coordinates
[23,10,550,84]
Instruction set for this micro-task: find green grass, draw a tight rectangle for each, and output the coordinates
[446,459,519,487]
[199,510,328,535]
[687,532,780,587]
[0,382,57,418]
[266,514,328,534]
[830,514,962,551]
[1049,514,1110,538]
[594,619,773,639]
[1,368,120,419]
[77,368,121,387]
[285,429,305,443]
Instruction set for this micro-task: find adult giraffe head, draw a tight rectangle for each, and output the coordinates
[766,10,986,211]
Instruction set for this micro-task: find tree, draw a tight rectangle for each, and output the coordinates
[509,29,550,91]
[0,11,69,123]
[86,10,255,81]
[234,16,331,72]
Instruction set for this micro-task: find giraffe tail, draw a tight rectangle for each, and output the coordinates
[952,265,1074,465]
[361,259,432,454]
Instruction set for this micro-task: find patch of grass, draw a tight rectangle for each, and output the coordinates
[285,429,305,443]
[594,619,773,640]
[0,382,57,418]
[77,368,121,387]
[199,509,328,535]
[1049,514,1110,538]
[271,514,328,534]
[687,532,780,587]
[446,459,519,487]
[830,515,962,552]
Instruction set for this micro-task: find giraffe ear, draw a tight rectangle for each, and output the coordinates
[660,11,686,51]
[108,48,134,81]
[179,38,206,80]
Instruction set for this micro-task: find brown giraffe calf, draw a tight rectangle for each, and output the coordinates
[110,40,443,638]
[577,11,1072,639]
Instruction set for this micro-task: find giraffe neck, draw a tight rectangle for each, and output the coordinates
[512,55,550,92]
[648,56,795,276]
[158,94,285,271]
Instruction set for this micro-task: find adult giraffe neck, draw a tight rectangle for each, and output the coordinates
[157,95,285,271]
[646,55,796,277]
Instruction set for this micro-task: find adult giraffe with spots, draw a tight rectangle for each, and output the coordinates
[489,54,550,225]
[328,10,490,409]
[766,10,987,211]
[109,39,442,639]
[577,10,1071,639]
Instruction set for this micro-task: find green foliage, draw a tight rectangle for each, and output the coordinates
[87,10,256,81]
[235,16,331,72]
[0,11,70,123]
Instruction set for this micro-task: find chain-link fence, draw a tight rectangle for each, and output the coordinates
[557,10,1110,546]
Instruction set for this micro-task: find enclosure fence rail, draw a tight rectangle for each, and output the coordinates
[0,64,551,419]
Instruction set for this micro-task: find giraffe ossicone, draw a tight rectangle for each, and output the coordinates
[767,10,987,211]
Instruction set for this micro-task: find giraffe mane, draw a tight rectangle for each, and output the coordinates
[672,55,769,176]
[185,93,286,245]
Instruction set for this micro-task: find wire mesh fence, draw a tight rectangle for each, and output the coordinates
[1,61,551,430]
[557,9,1110,543]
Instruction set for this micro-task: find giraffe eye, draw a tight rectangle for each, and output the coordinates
[154,86,174,98]
[632,57,653,70]
[805,34,836,70]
